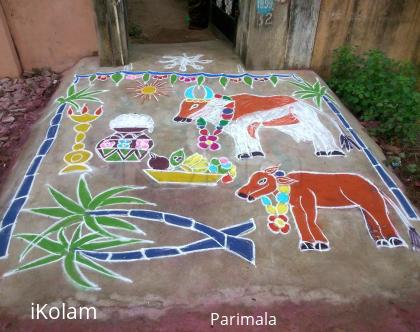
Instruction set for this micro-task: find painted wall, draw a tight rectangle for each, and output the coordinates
[0,3,21,77]
[0,0,98,76]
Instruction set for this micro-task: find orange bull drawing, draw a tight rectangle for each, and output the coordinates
[173,86,347,159]
[236,166,420,252]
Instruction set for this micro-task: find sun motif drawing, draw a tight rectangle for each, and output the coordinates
[128,79,172,103]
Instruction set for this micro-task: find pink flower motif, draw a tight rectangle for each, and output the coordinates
[179,76,197,83]
[152,75,168,80]
[100,139,115,148]
[135,139,150,150]
[125,74,141,80]
[197,135,220,151]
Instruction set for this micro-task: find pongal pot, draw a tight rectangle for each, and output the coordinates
[96,113,154,162]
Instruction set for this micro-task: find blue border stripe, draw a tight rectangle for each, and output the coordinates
[324,96,418,220]
[0,104,66,258]
[391,189,417,219]
[364,149,379,166]
[348,129,367,149]
[375,166,397,188]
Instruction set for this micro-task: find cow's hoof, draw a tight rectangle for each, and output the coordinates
[328,150,345,156]
[316,151,327,156]
[388,237,406,247]
[376,239,390,247]
[300,241,315,251]
[238,153,251,159]
[314,242,330,251]
[251,151,265,157]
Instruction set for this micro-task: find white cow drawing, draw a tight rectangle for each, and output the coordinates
[173,86,347,159]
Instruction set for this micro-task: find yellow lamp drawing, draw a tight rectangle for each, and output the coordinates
[59,105,103,175]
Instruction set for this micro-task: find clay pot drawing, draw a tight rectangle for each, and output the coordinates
[96,114,154,162]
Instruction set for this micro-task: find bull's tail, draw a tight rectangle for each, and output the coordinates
[382,193,420,251]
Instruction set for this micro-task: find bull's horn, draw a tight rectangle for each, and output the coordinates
[203,86,214,100]
[184,86,195,99]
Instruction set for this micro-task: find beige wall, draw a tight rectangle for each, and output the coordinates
[0,0,98,76]
[0,3,21,77]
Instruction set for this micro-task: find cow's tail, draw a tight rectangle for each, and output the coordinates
[302,101,359,152]
[382,192,420,251]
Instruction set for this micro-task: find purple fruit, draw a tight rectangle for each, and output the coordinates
[148,153,170,170]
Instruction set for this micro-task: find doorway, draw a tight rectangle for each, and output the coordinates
[94,0,240,66]
[126,0,216,44]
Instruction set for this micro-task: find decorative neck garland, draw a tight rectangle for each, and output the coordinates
[196,94,235,151]
[260,184,291,234]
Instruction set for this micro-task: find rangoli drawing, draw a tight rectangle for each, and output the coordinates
[60,105,103,174]
[0,70,418,292]
[128,79,172,103]
[4,176,254,290]
[158,54,213,72]
[96,114,154,162]
[144,149,237,185]
[236,166,420,252]
[174,85,348,159]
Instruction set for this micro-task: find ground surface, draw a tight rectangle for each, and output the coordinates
[0,70,60,189]
[127,0,215,44]
[0,40,419,331]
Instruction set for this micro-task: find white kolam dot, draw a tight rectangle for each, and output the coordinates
[109,113,155,132]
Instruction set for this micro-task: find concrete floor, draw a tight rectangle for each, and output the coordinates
[0,40,419,331]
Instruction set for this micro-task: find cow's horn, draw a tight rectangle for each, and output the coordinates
[184,86,195,100]
[203,86,214,100]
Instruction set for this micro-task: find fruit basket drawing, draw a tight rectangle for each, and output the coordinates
[143,149,237,186]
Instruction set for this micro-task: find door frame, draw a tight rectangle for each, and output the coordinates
[93,0,129,66]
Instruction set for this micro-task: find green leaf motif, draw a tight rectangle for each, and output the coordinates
[48,186,85,214]
[315,95,322,108]
[71,233,103,249]
[30,207,73,219]
[97,196,148,208]
[96,216,142,233]
[89,75,96,83]
[19,215,82,261]
[79,238,142,251]
[111,73,124,85]
[57,85,106,109]
[196,117,206,126]
[11,254,63,275]
[295,92,320,99]
[169,148,185,167]
[291,78,329,108]
[84,215,116,238]
[15,234,65,255]
[77,177,92,209]
[58,229,69,247]
[64,253,98,290]
[170,74,177,85]
[270,76,278,87]
[76,253,131,282]
[67,84,76,97]
[219,76,228,88]
[243,76,253,87]
[197,75,205,86]
[143,73,150,83]
[88,186,138,209]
